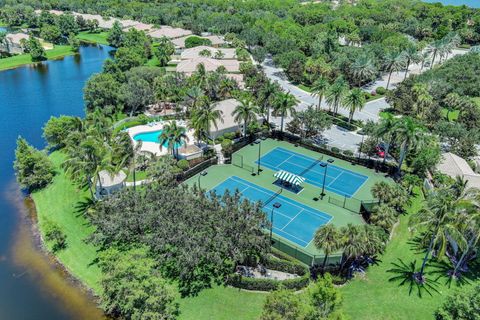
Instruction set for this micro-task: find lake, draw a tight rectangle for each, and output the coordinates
[423,0,480,8]
[0,44,111,319]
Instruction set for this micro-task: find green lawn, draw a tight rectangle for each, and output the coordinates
[0,45,76,70]
[179,286,266,320]
[125,169,148,182]
[31,152,102,293]
[340,188,479,319]
[76,31,109,45]
[298,84,312,92]
[32,152,268,318]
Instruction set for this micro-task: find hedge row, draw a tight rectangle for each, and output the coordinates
[227,272,310,291]
[227,251,310,291]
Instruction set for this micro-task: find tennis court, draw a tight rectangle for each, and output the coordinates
[211,176,332,247]
[257,147,368,198]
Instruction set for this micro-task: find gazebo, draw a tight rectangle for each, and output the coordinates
[273,170,305,193]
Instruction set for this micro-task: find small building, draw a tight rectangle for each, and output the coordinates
[176,57,240,74]
[148,26,192,39]
[0,33,30,54]
[437,152,480,189]
[124,22,154,32]
[209,99,261,139]
[180,46,236,60]
[95,170,127,198]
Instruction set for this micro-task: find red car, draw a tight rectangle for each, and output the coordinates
[376,145,385,158]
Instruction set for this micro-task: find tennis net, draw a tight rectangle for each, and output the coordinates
[299,155,324,176]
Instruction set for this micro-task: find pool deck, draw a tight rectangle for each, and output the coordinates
[127,121,196,156]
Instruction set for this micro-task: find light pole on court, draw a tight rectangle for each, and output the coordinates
[254,137,265,176]
[319,162,328,200]
[198,171,208,189]
[270,202,282,244]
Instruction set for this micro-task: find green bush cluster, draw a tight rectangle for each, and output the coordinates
[376,86,386,95]
[43,219,67,252]
[185,36,212,48]
[176,159,189,171]
[227,251,310,292]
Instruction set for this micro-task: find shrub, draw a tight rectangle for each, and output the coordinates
[376,86,386,95]
[185,36,212,48]
[177,159,190,171]
[226,132,238,140]
[227,251,310,291]
[331,147,340,154]
[343,150,354,157]
[43,220,67,252]
[221,139,233,156]
[14,138,55,192]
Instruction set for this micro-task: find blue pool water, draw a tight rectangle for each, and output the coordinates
[133,130,183,148]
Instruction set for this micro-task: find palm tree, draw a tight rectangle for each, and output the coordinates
[258,80,279,124]
[184,86,204,115]
[325,77,348,115]
[370,204,397,232]
[350,55,376,87]
[426,39,444,69]
[189,97,223,146]
[342,88,366,123]
[401,46,420,80]
[393,117,425,172]
[272,91,298,133]
[232,97,259,138]
[409,190,456,283]
[371,181,392,204]
[158,121,189,158]
[313,224,341,272]
[412,84,433,120]
[375,112,397,165]
[311,77,330,111]
[383,51,405,89]
[339,224,364,270]
[0,31,9,52]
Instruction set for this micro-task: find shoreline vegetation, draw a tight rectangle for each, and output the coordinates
[32,152,267,320]
[0,31,108,71]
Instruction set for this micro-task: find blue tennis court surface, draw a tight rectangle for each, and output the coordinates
[257,147,368,198]
[211,176,332,247]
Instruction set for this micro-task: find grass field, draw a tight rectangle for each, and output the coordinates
[32,152,102,293]
[32,151,269,319]
[76,31,109,45]
[179,286,266,320]
[0,45,76,70]
[340,188,479,320]
[186,139,390,259]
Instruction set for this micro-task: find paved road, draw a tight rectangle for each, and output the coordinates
[261,57,370,152]
[261,57,388,123]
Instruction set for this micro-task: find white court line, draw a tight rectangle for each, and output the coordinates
[273,226,309,247]
[271,147,369,180]
[230,176,331,221]
[327,171,343,188]
[281,209,304,231]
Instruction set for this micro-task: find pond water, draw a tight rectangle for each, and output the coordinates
[0,44,111,319]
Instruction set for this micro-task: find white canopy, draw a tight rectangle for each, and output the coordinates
[274,170,305,186]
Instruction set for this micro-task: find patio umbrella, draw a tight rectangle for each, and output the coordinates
[274,170,306,186]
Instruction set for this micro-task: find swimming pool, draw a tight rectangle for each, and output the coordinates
[133,130,183,148]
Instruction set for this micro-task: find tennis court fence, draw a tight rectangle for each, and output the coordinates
[272,236,342,266]
[232,154,255,174]
[327,194,379,214]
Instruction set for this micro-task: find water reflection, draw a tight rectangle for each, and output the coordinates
[6,182,105,320]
